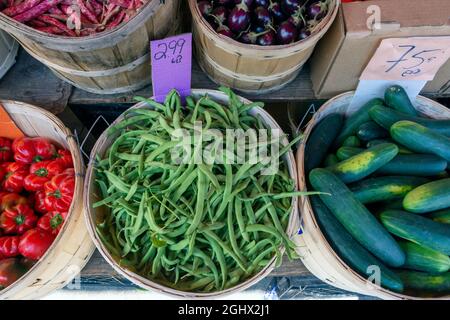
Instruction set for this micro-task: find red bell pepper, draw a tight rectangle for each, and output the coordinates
[37,211,65,235]
[19,228,55,260]
[1,162,29,193]
[12,137,56,164]
[0,236,20,258]
[0,204,38,235]
[24,159,65,192]
[33,191,47,215]
[0,258,28,288]
[0,137,13,163]
[0,165,6,182]
[0,193,29,212]
[55,149,73,169]
[43,171,75,212]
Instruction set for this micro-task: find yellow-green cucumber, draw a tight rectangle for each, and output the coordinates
[349,176,429,204]
[327,143,399,183]
[311,196,403,292]
[391,121,450,162]
[403,178,450,213]
[397,270,450,293]
[305,113,344,173]
[357,121,388,141]
[380,210,450,255]
[366,139,412,154]
[384,85,418,116]
[399,241,450,274]
[333,98,384,148]
[369,105,450,137]
[309,168,405,267]
[429,209,450,224]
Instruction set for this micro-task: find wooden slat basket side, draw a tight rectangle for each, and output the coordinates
[295,92,450,300]
[84,89,300,299]
[0,101,95,300]
[188,0,340,93]
[0,0,182,94]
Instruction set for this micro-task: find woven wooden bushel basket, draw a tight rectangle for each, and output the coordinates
[0,101,95,300]
[188,0,340,93]
[295,91,450,300]
[84,89,300,298]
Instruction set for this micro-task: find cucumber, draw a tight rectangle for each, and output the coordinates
[366,139,412,154]
[305,113,344,173]
[342,135,361,147]
[311,196,404,292]
[399,241,450,274]
[323,154,339,167]
[380,210,450,255]
[309,168,405,267]
[327,143,399,183]
[349,176,429,204]
[397,270,450,293]
[384,85,418,116]
[429,209,450,224]
[336,147,364,161]
[378,154,448,177]
[369,105,450,137]
[391,121,450,162]
[357,121,388,141]
[333,98,384,148]
[403,178,450,213]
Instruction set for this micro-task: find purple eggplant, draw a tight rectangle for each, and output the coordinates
[253,6,271,27]
[228,2,250,33]
[197,1,213,17]
[257,30,276,45]
[276,20,298,44]
[268,0,285,22]
[306,1,328,20]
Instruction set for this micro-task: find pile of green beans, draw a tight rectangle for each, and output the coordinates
[93,88,306,292]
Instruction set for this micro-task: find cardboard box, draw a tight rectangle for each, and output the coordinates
[310,0,450,98]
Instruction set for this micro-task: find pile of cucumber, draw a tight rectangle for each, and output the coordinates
[305,85,450,296]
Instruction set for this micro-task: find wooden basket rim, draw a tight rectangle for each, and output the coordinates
[188,0,340,54]
[296,91,450,300]
[0,99,88,297]
[83,89,299,298]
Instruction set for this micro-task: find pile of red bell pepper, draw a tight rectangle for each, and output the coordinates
[0,136,74,288]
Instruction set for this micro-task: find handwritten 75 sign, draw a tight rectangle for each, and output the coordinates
[150,33,192,103]
[361,37,450,81]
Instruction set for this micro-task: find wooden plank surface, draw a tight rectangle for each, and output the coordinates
[0,48,72,114]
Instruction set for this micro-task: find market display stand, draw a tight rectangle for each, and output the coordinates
[0,48,411,300]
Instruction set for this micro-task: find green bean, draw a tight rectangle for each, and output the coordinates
[186,170,207,235]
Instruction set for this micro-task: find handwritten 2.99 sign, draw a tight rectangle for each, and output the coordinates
[151,33,192,103]
[361,37,450,81]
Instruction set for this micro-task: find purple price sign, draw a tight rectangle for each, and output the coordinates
[150,33,192,103]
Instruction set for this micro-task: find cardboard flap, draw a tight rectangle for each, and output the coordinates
[343,0,450,33]
[0,105,24,139]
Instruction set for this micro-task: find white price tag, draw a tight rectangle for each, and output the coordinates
[349,37,450,112]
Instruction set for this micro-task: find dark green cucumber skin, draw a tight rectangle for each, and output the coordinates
[403,178,450,213]
[380,210,450,255]
[429,209,450,224]
[366,139,412,154]
[305,113,344,173]
[369,105,450,137]
[384,85,418,116]
[397,270,450,293]
[399,241,450,274]
[309,169,406,267]
[336,147,364,161]
[328,143,399,183]
[323,154,339,167]
[333,98,385,148]
[378,154,448,177]
[310,196,404,292]
[357,121,388,141]
[342,135,361,147]
[349,176,429,204]
[391,121,450,162]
